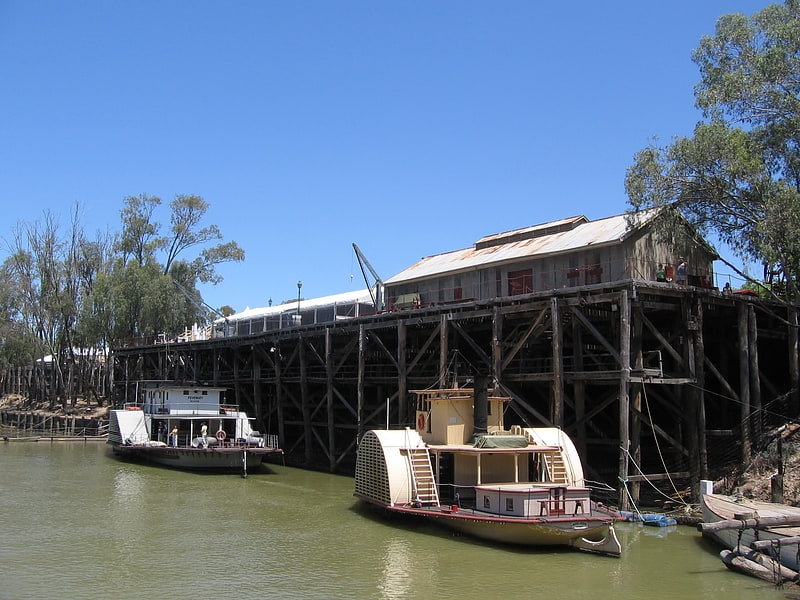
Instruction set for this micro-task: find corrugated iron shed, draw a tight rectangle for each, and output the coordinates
[385,210,657,285]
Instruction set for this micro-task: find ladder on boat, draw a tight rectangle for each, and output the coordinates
[543,451,569,484]
[407,448,440,506]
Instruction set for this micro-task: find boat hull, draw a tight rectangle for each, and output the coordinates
[110,443,279,472]
[701,492,800,571]
[375,502,621,556]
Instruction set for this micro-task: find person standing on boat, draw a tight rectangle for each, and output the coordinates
[157,421,167,443]
[200,422,208,447]
[170,425,179,447]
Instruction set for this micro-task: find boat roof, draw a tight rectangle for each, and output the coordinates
[411,388,512,402]
[427,443,561,454]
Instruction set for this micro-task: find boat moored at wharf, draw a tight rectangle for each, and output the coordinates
[354,386,621,557]
[108,383,282,475]
[699,480,800,582]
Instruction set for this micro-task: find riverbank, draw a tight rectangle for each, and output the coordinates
[0,393,109,419]
[710,423,800,506]
[0,393,108,438]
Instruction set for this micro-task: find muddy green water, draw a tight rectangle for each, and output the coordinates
[0,441,787,599]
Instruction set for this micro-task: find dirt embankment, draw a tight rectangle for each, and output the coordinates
[711,424,800,506]
[0,393,109,419]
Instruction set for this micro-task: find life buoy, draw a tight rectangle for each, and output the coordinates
[216,429,227,441]
[417,413,425,430]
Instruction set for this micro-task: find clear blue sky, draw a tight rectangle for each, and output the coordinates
[0,1,768,313]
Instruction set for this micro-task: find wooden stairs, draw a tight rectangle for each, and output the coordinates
[407,448,440,506]
[544,451,569,484]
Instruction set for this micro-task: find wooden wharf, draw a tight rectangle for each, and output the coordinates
[112,279,798,508]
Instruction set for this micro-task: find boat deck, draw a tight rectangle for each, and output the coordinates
[704,493,800,527]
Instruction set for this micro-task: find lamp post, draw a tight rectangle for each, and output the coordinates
[296,281,302,316]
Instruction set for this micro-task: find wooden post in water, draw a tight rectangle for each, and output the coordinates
[738,303,752,464]
[550,297,563,429]
[438,314,448,389]
[326,327,335,472]
[357,324,365,441]
[275,342,285,452]
[629,302,643,505]
[492,306,502,387]
[398,321,407,425]
[299,335,312,465]
[618,290,631,511]
[748,304,762,445]
[695,297,708,485]
[572,308,586,459]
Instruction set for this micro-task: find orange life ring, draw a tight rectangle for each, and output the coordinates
[417,413,425,430]
[216,429,227,441]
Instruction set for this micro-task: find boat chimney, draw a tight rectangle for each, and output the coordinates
[473,374,488,440]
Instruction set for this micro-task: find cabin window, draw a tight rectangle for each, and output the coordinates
[483,495,490,509]
[505,498,514,512]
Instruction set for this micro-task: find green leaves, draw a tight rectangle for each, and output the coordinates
[0,192,243,372]
[627,1,800,298]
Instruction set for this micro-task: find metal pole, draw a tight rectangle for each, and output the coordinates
[296,281,302,315]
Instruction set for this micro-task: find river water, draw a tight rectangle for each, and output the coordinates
[0,440,788,600]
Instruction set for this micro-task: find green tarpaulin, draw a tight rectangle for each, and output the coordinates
[473,435,529,448]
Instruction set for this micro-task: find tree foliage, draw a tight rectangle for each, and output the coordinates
[103,193,244,339]
[0,194,243,405]
[625,0,800,298]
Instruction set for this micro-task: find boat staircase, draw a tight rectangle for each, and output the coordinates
[407,448,440,506]
[543,451,569,485]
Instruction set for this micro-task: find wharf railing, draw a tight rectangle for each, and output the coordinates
[1,422,108,440]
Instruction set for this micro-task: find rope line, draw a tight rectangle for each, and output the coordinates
[641,384,693,511]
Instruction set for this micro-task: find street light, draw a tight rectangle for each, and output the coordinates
[296,281,302,317]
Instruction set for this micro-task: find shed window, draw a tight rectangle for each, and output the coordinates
[508,269,532,296]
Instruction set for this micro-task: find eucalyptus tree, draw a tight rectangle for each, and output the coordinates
[2,208,90,408]
[109,193,244,340]
[625,0,800,299]
[0,259,38,386]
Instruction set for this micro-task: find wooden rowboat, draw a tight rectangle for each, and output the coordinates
[699,480,800,572]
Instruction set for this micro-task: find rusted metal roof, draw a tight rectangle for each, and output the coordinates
[385,210,658,285]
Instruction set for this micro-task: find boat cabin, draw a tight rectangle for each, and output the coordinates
[411,388,586,505]
[475,482,591,518]
[139,385,231,415]
[414,388,508,445]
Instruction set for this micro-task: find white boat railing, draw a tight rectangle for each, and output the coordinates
[125,402,240,415]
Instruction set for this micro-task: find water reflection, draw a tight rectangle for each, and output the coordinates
[112,465,145,505]
[378,538,414,599]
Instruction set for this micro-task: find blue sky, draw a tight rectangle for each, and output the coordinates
[0,1,768,313]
